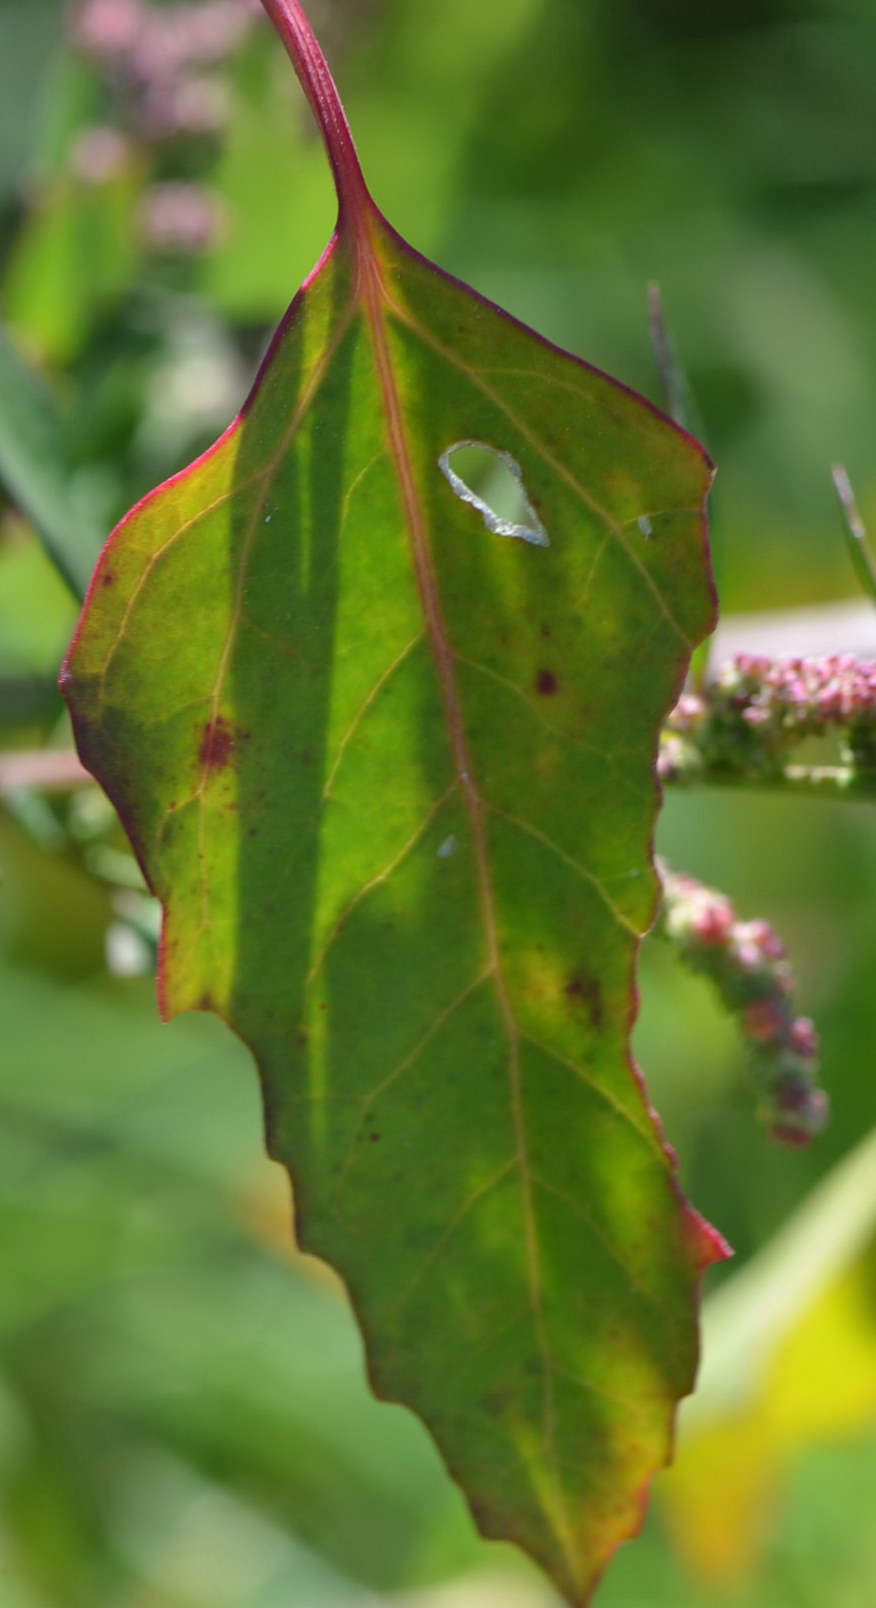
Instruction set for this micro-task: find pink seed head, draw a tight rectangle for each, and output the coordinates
[742,997,788,1043]
[788,1016,820,1062]
[690,896,735,945]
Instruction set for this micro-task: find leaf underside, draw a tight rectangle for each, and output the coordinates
[63,197,724,1603]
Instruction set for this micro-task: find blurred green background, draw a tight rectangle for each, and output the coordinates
[2,0,876,1603]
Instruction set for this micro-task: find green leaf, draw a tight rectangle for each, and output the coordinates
[61,4,725,1601]
[3,160,141,368]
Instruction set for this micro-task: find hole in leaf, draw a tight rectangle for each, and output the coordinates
[438,441,549,547]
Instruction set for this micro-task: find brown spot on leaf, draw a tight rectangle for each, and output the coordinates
[536,669,558,696]
[199,714,249,771]
[369,1132,381,1143]
[101,570,115,588]
[540,622,551,639]
[565,975,604,1028]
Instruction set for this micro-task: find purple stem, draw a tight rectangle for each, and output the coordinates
[259,0,371,228]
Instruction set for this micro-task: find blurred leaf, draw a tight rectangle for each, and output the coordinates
[207,28,334,320]
[0,327,103,598]
[62,8,724,1601]
[0,675,61,731]
[0,0,71,201]
[0,522,77,686]
[661,1124,876,1583]
[0,963,480,1602]
[4,164,142,367]
[0,811,108,976]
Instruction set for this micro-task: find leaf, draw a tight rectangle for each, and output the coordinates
[4,161,142,367]
[660,1124,876,1583]
[61,3,726,1601]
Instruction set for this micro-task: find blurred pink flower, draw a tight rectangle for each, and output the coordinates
[71,0,144,59]
[69,125,132,183]
[139,181,228,253]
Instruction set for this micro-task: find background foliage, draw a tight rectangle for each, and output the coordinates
[2,0,876,1603]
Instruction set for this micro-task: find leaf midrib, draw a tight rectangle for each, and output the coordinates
[357,210,576,1564]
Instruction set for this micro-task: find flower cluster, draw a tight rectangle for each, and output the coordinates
[660,654,876,783]
[68,0,259,253]
[659,862,828,1146]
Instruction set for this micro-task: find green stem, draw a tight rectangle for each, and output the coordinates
[647,283,693,434]
[833,463,876,609]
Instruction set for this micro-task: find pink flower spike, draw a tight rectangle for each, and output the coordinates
[691,897,735,945]
[789,1016,820,1061]
[742,998,788,1043]
[742,918,786,962]
[733,938,768,974]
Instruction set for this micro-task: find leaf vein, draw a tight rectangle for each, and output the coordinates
[452,650,608,758]
[485,800,641,937]
[305,784,455,984]
[362,965,495,1106]
[388,1154,519,1316]
[554,1364,643,1416]
[365,247,575,1562]
[531,1171,666,1316]
[323,630,425,798]
[520,1032,655,1147]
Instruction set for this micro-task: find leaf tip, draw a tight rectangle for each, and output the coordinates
[685,1201,733,1274]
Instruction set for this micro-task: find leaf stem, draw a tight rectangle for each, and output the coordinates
[647,283,693,434]
[259,0,371,227]
[832,463,876,610]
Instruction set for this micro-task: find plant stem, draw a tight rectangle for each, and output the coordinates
[259,0,371,226]
[833,463,876,609]
[647,283,692,434]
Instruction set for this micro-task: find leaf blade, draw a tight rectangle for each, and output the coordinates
[62,15,726,1599]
